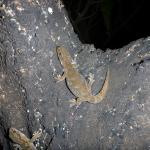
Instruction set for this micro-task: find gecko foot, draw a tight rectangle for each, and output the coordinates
[69,99,81,107]
[54,75,64,83]
[31,130,42,143]
[13,144,22,150]
[69,99,77,107]
[54,72,66,83]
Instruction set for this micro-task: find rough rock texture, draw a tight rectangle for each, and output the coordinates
[0,0,150,150]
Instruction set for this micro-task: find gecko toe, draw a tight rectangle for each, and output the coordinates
[69,99,77,107]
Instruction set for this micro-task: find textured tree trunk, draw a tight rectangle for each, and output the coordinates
[0,0,150,150]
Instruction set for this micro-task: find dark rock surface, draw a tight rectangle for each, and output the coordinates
[0,0,150,150]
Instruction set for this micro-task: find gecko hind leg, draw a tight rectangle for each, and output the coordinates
[87,74,95,93]
[69,98,82,107]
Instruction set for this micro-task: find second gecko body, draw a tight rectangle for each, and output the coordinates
[9,128,42,150]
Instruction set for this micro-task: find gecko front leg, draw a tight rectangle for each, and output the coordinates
[55,72,66,82]
[30,130,42,143]
[9,128,42,150]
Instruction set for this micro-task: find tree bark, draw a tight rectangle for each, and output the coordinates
[0,0,150,150]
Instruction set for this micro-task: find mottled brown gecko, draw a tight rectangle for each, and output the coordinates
[56,46,109,106]
[9,128,42,150]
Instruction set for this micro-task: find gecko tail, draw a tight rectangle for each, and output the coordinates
[93,68,110,103]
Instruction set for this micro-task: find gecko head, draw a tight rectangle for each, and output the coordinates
[9,128,19,136]
[56,46,72,65]
[9,127,19,140]
[56,46,67,60]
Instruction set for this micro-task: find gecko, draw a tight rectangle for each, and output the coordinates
[56,46,110,106]
[9,127,42,150]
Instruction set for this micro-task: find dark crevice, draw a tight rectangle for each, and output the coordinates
[63,0,150,50]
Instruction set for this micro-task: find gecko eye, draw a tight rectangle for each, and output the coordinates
[56,47,64,59]
[57,52,64,60]
[58,51,62,56]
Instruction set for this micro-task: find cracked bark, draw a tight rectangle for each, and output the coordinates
[0,0,150,150]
